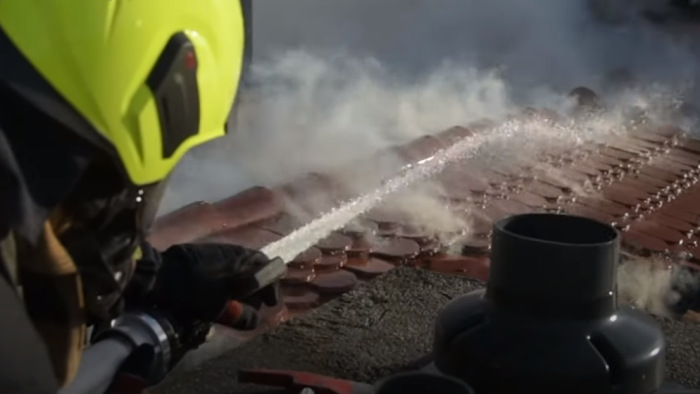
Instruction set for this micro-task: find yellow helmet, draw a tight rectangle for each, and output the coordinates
[0,0,245,186]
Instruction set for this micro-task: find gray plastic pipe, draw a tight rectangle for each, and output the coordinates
[58,311,174,394]
[58,336,134,394]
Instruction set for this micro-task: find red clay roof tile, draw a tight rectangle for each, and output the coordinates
[393,135,446,163]
[309,270,358,294]
[281,268,316,286]
[436,126,475,145]
[149,201,225,250]
[423,254,489,281]
[315,254,347,272]
[288,247,322,270]
[200,226,281,250]
[370,238,421,264]
[282,289,320,310]
[344,257,394,279]
[315,233,353,255]
[255,213,304,236]
[278,173,347,216]
[213,186,285,230]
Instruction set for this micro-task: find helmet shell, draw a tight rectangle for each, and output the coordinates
[0,0,245,185]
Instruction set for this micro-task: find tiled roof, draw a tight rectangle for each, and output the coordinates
[149,90,700,324]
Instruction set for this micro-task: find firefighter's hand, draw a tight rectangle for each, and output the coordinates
[124,243,280,324]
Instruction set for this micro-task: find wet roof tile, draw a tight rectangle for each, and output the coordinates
[393,135,446,163]
[213,186,285,229]
[149,201,225,250]
[199,226,282,250]
[436,126,475,145]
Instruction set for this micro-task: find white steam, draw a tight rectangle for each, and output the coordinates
[160,0,700,214]
[617,254,700,317]
[617,255,676,316]
[157,1,700,313]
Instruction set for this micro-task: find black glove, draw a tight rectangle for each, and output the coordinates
[125,242,280,323]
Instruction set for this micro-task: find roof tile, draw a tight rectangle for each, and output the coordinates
[393,135,446,164]
[309,270,358,294]
[213,186,285,230]
[200,226,281,250]
[149,202,224,250]
[435,126,475,145]
[423,254,490,281]
[344,257,395,279]
[281,268,315,285]
[282,289,320,310]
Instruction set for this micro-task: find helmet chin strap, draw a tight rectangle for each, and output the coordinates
[57,200,141,323]
[63,232,137,321]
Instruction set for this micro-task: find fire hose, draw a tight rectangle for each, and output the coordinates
[58,257,287,394]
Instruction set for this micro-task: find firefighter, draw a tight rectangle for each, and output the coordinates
[0,1,275,393]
